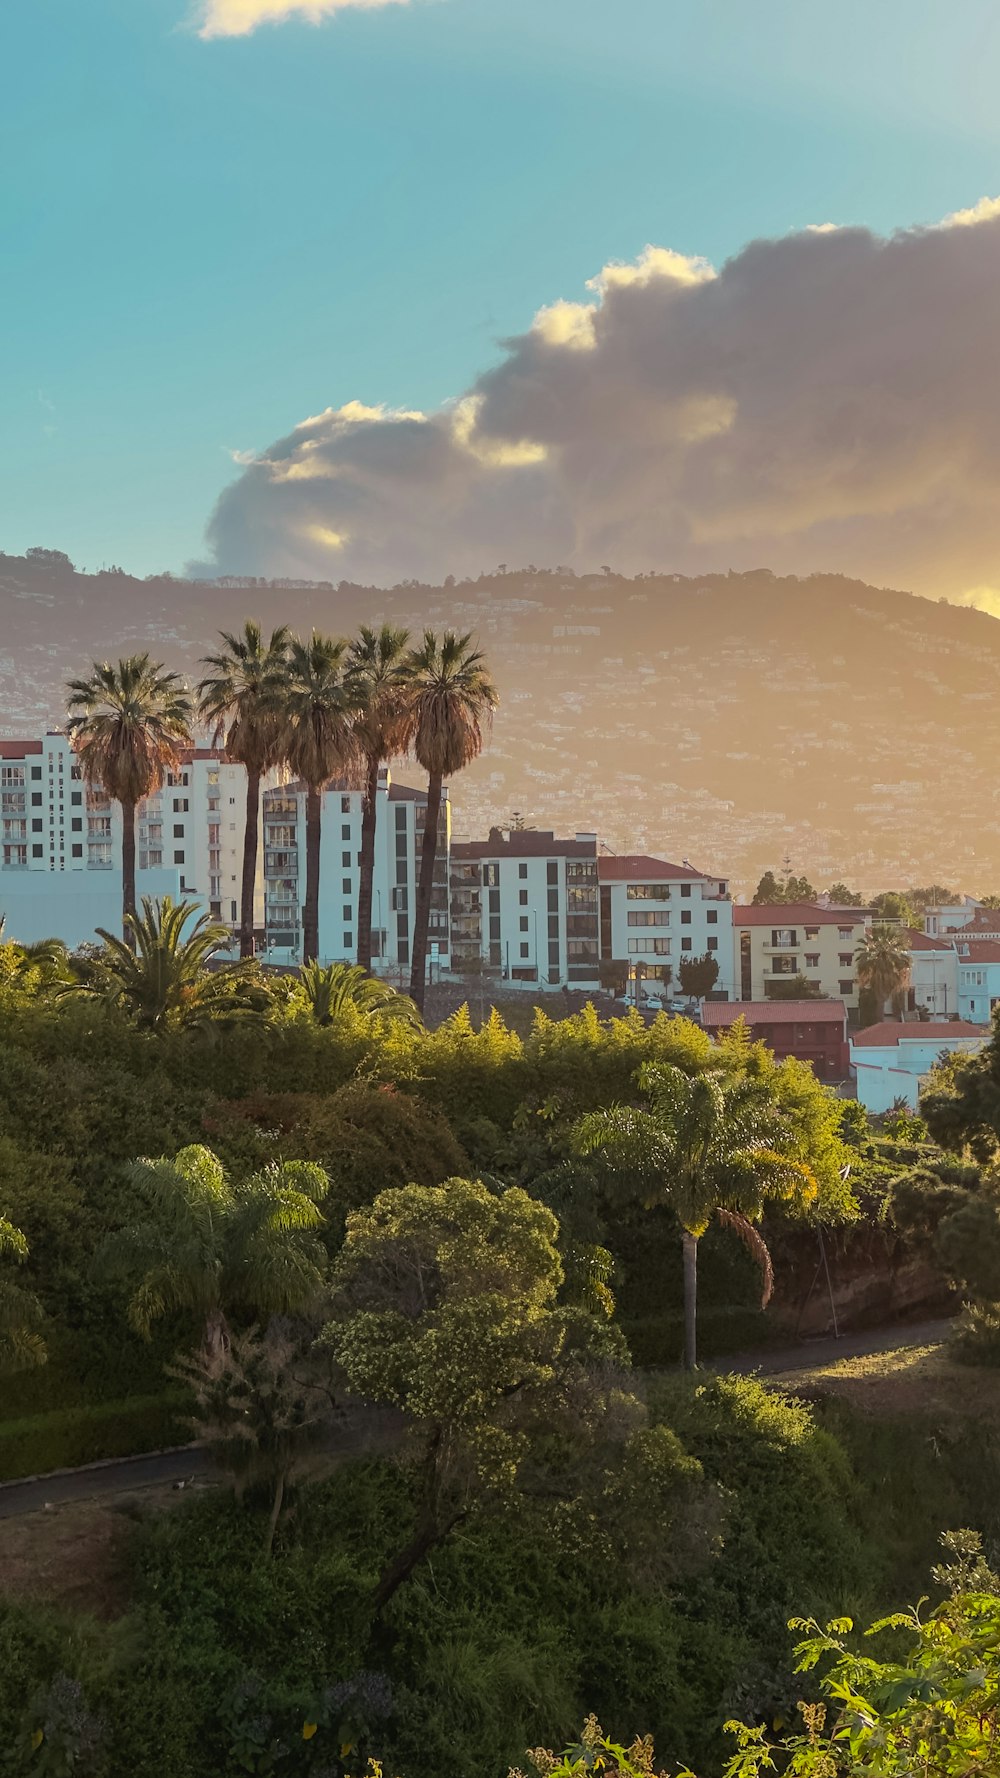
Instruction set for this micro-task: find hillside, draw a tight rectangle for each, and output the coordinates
[2,553,998,892]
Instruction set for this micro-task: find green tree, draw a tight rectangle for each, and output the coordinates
[765,972,823,1000]
[298,960,422,1029]
[279,633,362,966]
[64,895,266,1033]
[677,952,719,999]
[104,1143,329,1358]
[826,882,864,907]
[406,631,498,1013]
[752,871,817,905]
[869,890,915,927]
[907,884,957,914]
[197,621,290,959]
[66,655,193,942]
[347,624,414,972]
[574,1064,816,1369]
[855,923,911,1022]
[0,1219,46,1372]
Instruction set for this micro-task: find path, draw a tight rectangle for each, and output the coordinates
[717,1315,953,1378]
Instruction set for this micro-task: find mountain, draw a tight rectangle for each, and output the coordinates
[2,552,998,895]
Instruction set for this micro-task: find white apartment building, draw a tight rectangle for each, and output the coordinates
[449,829,600,986]
[260,769,450,974]
[906,929,959,1019]
[599,854,735,999]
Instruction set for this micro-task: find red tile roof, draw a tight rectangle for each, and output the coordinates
[702,999,847,1027]
[598,854,713,883]
[851,1020,989,1048]
[733,903,867,927]
[955,940,1000,963]
[907,928,955,952]
[0,740,42,757]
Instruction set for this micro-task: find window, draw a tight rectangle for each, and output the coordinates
[519,863,527,879]
[519,889,528,905]
[341,796,351,814]
[344,933,353,948]
[706,909,717,924]
[628,910,668,927]
[31,844,42,858]
[173,850,184,864]
[680,883,691,897]
[173,824,184,839]
[485,863,499,887]
[839,953,853,967]
[626,883,669,901]
[837,927,854,940]
[31,819,42,832]
[342,851,352,868]
[392,886,408,912]
[771,929,796,947]
[546,862,558,886]
[342,878,352,894]
[31,793,41,807]
[343,905,352,922]
[172,798,189,813]
[72,843,82,858]
[771,955,798,974]
[839,979,853,995]
[71,791,81,806]
[805,952,819,968]
[30,766,41,781]
[718,882,726,896]
[681,937,692,950]
[804,926,819,939]
[520,942,529,959]
[514,915,525,932]
[707,936,718,951]
[681,911,691,925]
[342,824,351,840]
[547,889,558,913]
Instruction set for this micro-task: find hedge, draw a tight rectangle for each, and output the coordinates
[0,1390,187,1482]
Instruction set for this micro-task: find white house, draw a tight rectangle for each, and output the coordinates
[850,1019,989,1113]
[905,928,959,1019]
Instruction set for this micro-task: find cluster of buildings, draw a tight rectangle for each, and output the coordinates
[1,730,996,1110]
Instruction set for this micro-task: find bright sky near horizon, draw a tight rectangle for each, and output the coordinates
[3,0,1000,582]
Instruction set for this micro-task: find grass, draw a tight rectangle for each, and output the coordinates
[773,1337,995,1419]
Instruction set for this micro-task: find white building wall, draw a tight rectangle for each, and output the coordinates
[850,1033,988,1112]
[605,874,735,999]
[908,947,958,1019]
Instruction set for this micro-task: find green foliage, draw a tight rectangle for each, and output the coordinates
[752,873,817,905]
[296,962,422,1031]
[0,1391,184,1479]
[63,897,269,1034]
[0,1217,46,1372]
[677,953,720,999]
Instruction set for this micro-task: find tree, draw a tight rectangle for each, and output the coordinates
[0,1219,46,1372]
[172,1324,330,1555]
[406,631,498,1013]
[855,923,911,1021]
[826,882,864,907]
[677,952,719,999]
[574,1063,816,1369]
[64,896,267,1033]
[298,961,422,1029]
[279,634,362,965]
[765,972,823,1000]
[197,622,290,959]
[907,883,957,913]
[104,1143,329,1358]
[66,655,193,943]
[346,625,414,972]
[752,871,817,905]
[869,890,915,927]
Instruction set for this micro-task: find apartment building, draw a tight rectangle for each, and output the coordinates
[599,854,735,998]
[449,828,599,985]
[260,769,449,973]
[732,903,870,1010]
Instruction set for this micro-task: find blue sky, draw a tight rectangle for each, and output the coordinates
[3,0,1000,576]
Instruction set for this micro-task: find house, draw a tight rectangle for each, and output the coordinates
[731,903,870,1009]
[701,999,850,1080]
[598,854,734,999]
[905,928,958,1019]
[850,1020,989,1112]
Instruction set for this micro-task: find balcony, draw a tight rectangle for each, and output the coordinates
[1,794,26,815]
[265,850,298,876]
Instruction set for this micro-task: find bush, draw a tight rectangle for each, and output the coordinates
[0,1391,185,1481]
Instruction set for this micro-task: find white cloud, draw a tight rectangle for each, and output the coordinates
[196,0,408,40]
[202,201,1000,595]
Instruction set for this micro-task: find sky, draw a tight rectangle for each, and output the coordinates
[3,0,1000,592]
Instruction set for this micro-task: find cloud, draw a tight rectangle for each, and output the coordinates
[195,0,408,40]
[202,202,1000,596]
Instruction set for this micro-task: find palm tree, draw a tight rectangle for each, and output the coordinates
[66,656,193,944]
[347,625,414,972]
[278,634,362,966]
[0,1219,46,1372]
[197,622,290,959]
[299,960,422,1029]
[406,631,498,1012]
[0,918,70,985]
[64,895,267,1033]
[104,1143,330,1358]
[574,1062,816,1369]
[855,923,912,1021]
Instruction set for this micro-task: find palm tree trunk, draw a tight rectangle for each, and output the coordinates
[357,755,380,973]
[263,1469,285,1558]
[682,1230,699,1371]
[204,1309,230,1362]
[240,768,261,959]
[303,785,322,965]
[409,771,441,1013]
[121,795,137,948]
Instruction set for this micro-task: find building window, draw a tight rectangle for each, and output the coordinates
[805,952,819,967]
[173,798,189,813]
[680,883,691,897]
[31,818,42,832]
[707,936,718,951]
[627,910,668,927]
[71,790,81,806]
[173,824,184,838]
[31,844,43,858]
[344,933,353,948]
[519,916,529,931]
[706,909,717,923]
[837,927,854,940]
[519,889,528,905]
[771,929,796,947]
[174,850,185,864]
[546,862,558,886]
[804,926,819,939]
[72,843,82,858]
[31,792,42,807]
[342,824,351,839]
[342,851,352,868]
[342,878,352,894]
[520,942,529,958]
[342,796,351,814]
[342,905,352,922]
[485,863,499,887]
[681,937,692,950]
[839,953,853,967]
[519,863,527,879]
[839,979,853,995]
[30,766,41,780]
[771,955,798,974]
[681,911,691,924]
[626,883,669,901]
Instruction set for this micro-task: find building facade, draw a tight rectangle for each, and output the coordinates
[449,828,600,986]
[598,854,735,1000]
[731,903,870,1010]
[905,929,959,1019]
[701,998,850,1080]
[850,1020,989,1113]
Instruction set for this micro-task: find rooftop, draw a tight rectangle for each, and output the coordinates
[907,928,955,952]
[0,740,43,758]
[702,999,847,1027]
[851,1019,989,1048]
[598,854,714,883]
[453,828,596,860]
[733,903,868,927]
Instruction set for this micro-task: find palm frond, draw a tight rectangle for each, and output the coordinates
[716,1208,775,1308]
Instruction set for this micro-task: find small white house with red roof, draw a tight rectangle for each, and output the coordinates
[597,854,734,999]
[905,928,959,1020]
[850,1019,989,1113]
